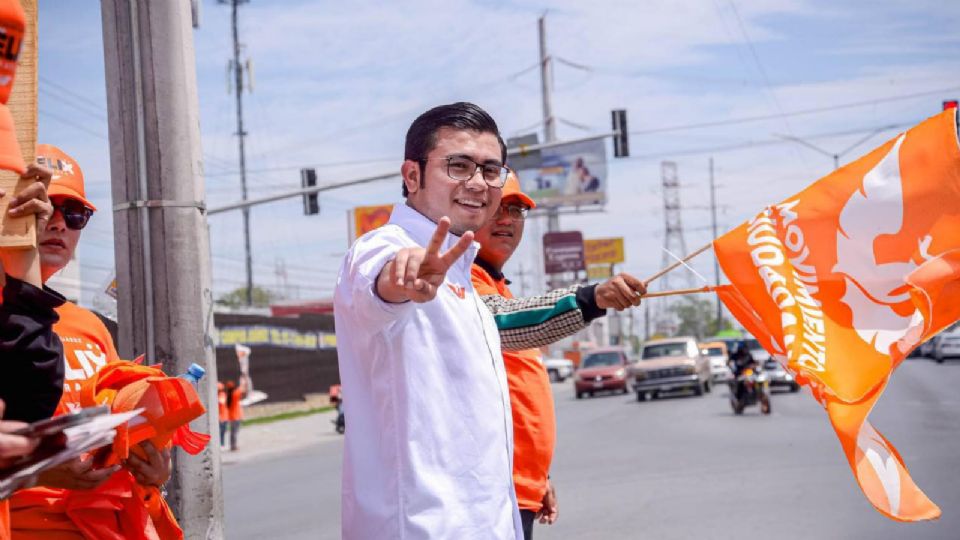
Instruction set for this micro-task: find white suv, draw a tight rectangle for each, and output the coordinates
[544,357,575,382]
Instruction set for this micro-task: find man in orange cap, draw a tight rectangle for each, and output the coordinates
[9,145,174,539]
[472,172,646,539]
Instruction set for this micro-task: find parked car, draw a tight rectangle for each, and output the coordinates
[919,335,940,357]
[573,348,631,399]
[632,337,711,401]
[544,357,575,382]
[761,358,799,392]
[934,333,960,363]
[700,341,732,382]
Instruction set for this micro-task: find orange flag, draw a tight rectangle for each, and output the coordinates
[713,109,960,521]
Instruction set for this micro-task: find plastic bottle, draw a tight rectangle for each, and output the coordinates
[179,363,206,384]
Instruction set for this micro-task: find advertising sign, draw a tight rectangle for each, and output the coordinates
[543,231,585,274]
[515,138,607,208]
[587,264,613,280]
[584,237,624,265]
[216,325,337,350]
[349,204,394,244]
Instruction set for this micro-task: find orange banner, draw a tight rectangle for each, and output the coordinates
[713,109,960,521]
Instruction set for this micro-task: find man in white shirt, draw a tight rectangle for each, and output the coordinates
[334,102,523,539]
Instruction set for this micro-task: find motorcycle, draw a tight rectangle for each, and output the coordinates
[728,365,771,415]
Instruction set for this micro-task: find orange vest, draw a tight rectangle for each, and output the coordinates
[471,264,556,512]
[0,501,9,540]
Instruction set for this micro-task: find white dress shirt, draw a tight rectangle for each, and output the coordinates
[334,203,522,539]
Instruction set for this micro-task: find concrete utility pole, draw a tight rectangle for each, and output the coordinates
[101,1,224,537]
[539,14,561,289]
[709,157,721,325]
[220,0,253,305]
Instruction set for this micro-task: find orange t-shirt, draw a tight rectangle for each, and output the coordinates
[226,389,243,422]
[10,301,123,535]
[52,301,121,413]
[471,264,556,512]
[218,389,228,421]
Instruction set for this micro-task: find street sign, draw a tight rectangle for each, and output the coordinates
[543,231,586,274]
[587,264,612,280]
[584,237,624,265]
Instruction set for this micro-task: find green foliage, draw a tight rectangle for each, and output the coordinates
[669,298,734,340]
[216,286,283,308]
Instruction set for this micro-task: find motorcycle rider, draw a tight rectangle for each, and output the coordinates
[728,341,756,400]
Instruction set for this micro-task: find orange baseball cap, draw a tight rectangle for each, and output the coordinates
[36,144,97,211]
[0,0,26,173]
[501,170,536,209]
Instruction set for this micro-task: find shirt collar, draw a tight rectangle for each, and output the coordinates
[474,255,511,286]
[388,203,480,268]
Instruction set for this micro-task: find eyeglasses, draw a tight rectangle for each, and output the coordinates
[494,204,529,221]
[419,156,511,188]
[51,199,93,230]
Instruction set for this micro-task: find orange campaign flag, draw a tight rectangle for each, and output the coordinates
[712,109,960,522]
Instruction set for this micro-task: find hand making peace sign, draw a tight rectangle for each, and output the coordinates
[376,217,474,304]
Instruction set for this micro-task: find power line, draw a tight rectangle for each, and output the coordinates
[628,88,960,136]
[39,75,107,111]
[39,109,108,140]
[622,121,912,162]
[204,155,396,178]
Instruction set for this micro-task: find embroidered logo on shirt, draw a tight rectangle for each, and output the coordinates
[447,283,466,299]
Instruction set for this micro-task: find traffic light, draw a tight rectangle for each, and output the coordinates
[944,100,958,111]
[611,109,629,158]
[300,168,319,215]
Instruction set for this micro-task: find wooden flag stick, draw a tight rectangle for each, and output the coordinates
[643,285,715,298]
[642,243,712,286]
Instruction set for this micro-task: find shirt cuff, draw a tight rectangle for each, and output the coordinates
[575,284,605,323]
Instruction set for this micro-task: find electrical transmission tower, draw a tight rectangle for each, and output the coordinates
[656,161,691,335]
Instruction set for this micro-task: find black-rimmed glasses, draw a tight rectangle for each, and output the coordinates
[419,156,510,188]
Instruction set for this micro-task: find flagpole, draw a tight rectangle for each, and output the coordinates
[642,285,715,298]
[643,243,713,286]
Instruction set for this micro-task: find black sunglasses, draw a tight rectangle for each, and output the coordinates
[51,200,93,230]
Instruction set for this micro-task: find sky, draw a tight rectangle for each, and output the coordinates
[34,0,960,320]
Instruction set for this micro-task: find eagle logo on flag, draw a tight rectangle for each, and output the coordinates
[712,109,960,521]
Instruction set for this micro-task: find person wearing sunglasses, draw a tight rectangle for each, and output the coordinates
[9,145,173,539]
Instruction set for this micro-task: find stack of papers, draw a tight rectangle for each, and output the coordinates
[0,407,143,498]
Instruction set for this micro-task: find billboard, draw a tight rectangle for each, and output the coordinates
[515,138,607,208]
[587,265,612,280]
[543,231,586,274]
[584,237,624,265]
[348,204,394,244]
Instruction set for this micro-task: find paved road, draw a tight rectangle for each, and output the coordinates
[224,357,960,539]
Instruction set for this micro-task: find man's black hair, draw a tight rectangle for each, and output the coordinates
[402,102,507,197]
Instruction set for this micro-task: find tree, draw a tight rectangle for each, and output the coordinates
[669,298,735,340]
[215,286,283,308]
